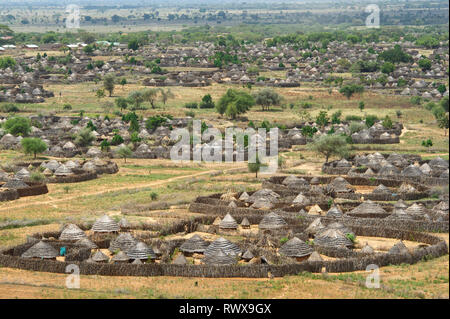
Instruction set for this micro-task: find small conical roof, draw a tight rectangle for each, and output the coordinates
[59,224,87,241]
[172,254,188,265]
[314,228,353,248]
[348,200,387,217]
[180,234,209,253]
[388,241,410,255]
[21,241,59,259]
[108,233,137,253]
[394,199,408,209]
[307,251,323,262]
[228,201,237,208]
[111,251,130,262]
[54,164,73,176]
[132,258,142,264]
[326,222,353,236]
[92,215,120,233]
[240,217,250,227]
[212,217,222,226]
[326,205,343,218]
[292,193,309,205]
[279,237,313,258]
[127,242,156,260]
[239,192,249,201]
[398,183,417,194]
[2,178,28,189]
[219,213,238,229]
[258,212,288,230]
[305,218,326,235]
[405,203,429,220]
[361,242,375,254]
[118,218,130,229]
[204,237,241,257]
[372,184,391,195]
[203,248,237,265]
[91,250,109,262]
[242,249,254,260]
[75,238,98,249]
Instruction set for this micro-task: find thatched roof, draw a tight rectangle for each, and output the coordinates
[108,233,137,253]
[127,242,156,260]
[394,199,408,209]
[347,200,387,217]
[360,242,375,254]
[326,205,343,218]
[240,217,250,227]
[314,228,353,248]
[429,156,448,169]
[279,237,313,258]
[204,237,241,257]
[59,224,87,241]
[219,213,238,229]
[172,254,188,265]
[305,218,326,236]
[401,165,423,177]
[388,241,410,255]
[372,184,391,195]
[307,251,323,261]
[54,164,73,176]
[2,178,28,189]
[92,215,120,233]
[132,259,142,264]
[75,238,98,249]
[91,250,109,262]
[386,208,414,220]
[239,192,249,201]
[212,216,222,226]
[258,212,288,230]
[398,183,417,194]
[111,251,130,262]
[203,249,238,265]
[228,201,237,208]
[327,177,353,193]
[292,193,309,205]
[251,197,275,209]
[326,222,353,236]
[242,249,254,260]
[246,189,280,203]
[378,164,400,176]
[405,203,429,220]
[118,218,130,229]
[310,177,320,185]
[180,234,209,253]
[21,241,59,259]
[282,175,309,188]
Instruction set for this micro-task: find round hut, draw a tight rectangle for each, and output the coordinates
[204,237,241,257]
[21,241,59,259]
[59,224,87,241]
[179,234,209,255]
[278,237,313,261]
[127,242,156,262]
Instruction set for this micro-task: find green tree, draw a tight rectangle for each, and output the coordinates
[365,115,379,128]
[3,116,31,136]
[339,84,364,99]
[358,101,365,112]
[128,38,140,51]
[74,128,95,147]
[21,137,47,159]
[308,134,349,163]
[127,91,145,110]
[252,88,282,111]
[437,112,449,136]
[115,97,128,111]
[418,58,432,71]
[117,145,133,163]
[120,78,127,87]
[316,111,329,128]
[142,88,160,109]
[216,89,255,119]
[96,89,105,99]
[129,117,140,132]
[103,74,115,97]
[248,154,266,178]
[381,62,395,74]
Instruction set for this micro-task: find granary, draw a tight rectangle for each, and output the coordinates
[204,237,241,257]
[326,222,354,236]
[219,213,238,230]
[308,204,323,215]
[241,249,254,261]
[292,193,309,205]
[386,208,414,220]
[54,164,73,177]
[75,238,98,249]
[305,218,326,237]
[127,242,156,261]
[240,217,250,229]
[360,242,375,254]
[91,250,109,263]
[15,168,30,179]
[326,205,343,218]
[239,192,249,201]
[118,218,131,230]
[21,241,59,259]
[59,224,87,241]
[91,215,120,233]
[307,251,323,262]
[314,228,353,248]
[398,183,417,194]
[172,254,188,265]
[108,233,137,253]
[388,241,410,255]
[372,184,392,195]
[326,177,353,193]
[212,216,222,226]
[282,175,309,188]
[203,249,238,265]
[401,164,423,177]
[258,212,288,231]
[111,251,130,263]
[405,203,430,220]
[180,234,209,254]
[347,200,387,218]
[278,237,313,261]
[251,197,276,209]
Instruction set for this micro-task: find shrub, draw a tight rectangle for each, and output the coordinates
[30,171,44,182]
[145,115,167,131]
[0,103,20,113]
[199,94,215,109]
[349,121,366,134]
[184,102,198,109]
[410,96,422,105]
[422,139,433,147]
[63,103,72,110]
[365,115,379,128]
[301,125,318,138]
[185,110,195,118]
[382,115,393,129]
[111,134,124,145]
[307,134,349,163]
[150,192,159,201]
[345,115,362,122]
[3,116,31,136]
[74,128,95,147]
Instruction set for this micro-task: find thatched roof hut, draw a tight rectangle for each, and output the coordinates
[204,237,241,257]
[258,212,288,230]
[347,200,387,217]
[21,241,59,259]
[203,249,238,265]
[314,228,353,248]
[282,175,309,188]
[92,215,120,233]
[279,237,313,258]
[212,216,222,226]
[327,177,353,193]
[111,251,130,263]
[75,238,98,249]
[108,233,137,253]
[360,242,375,254]
[172,254,188,265]
[219,213,238,229]
[305,218,326,236]
[91,250,109,263]
[307,251,323,262]
[242,249,254,261]
[386,208,414,220]
[180,234,209,254]
[326,222,354,236]
[388,241,410,255]
[118,218,131,229]
[246,189,280,203]
[405,203,430,220]
[239,192,249,201]
[59,224,87,241]
[326,205,343,218]
[240,217,250,229]
[2,178,28,189]
[127,242,156,260]
[372,184,391,195]
[292,193,309,205]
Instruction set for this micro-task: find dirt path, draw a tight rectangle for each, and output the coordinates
[0,166,245,213]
